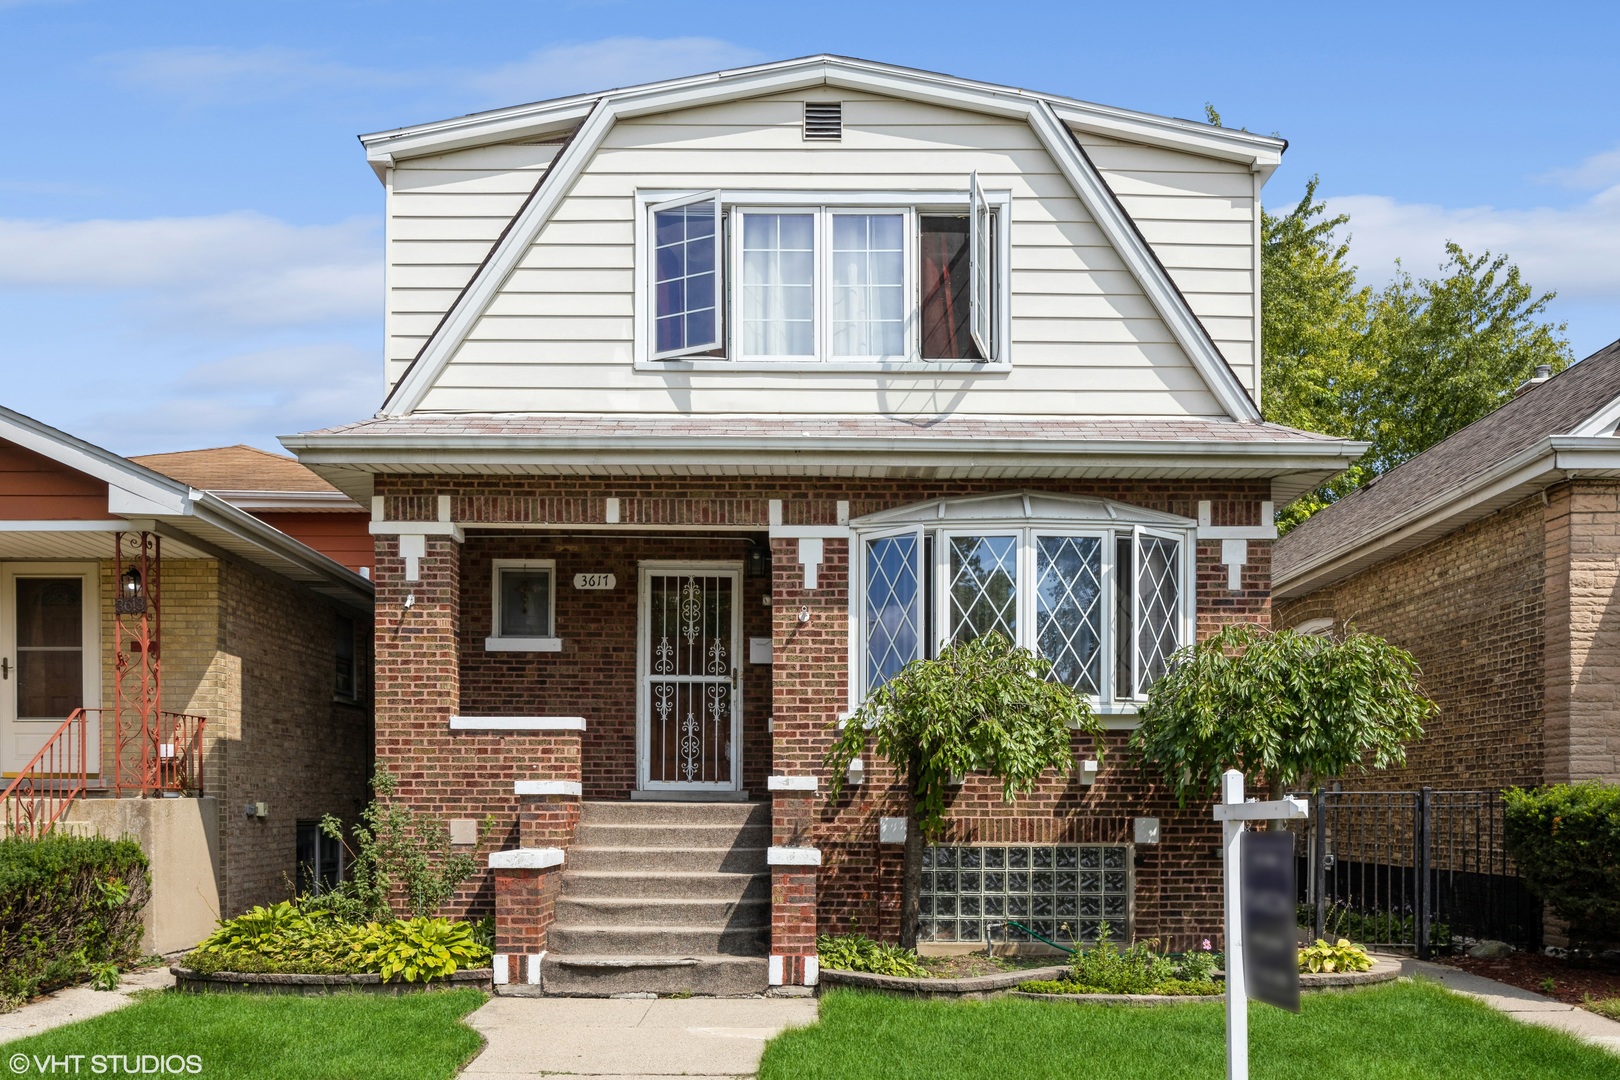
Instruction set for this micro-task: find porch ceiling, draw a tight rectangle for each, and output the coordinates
[0,526,211,561]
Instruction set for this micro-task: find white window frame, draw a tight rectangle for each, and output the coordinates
[969,170,996,361]
[849,518,1193,717]
[858,526,925,694]
[825,206,914,363]
[632,188,1011,372]
[487,558,561,653]
[1031,529,1110,701]
[648,190,724,361]
[732,205,823,364]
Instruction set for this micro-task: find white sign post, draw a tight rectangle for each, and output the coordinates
[1215,769,1308,1080]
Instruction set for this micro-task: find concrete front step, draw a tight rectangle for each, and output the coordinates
[581,800,769,826]
[572,822,771,849]
[548,924,769,957]
[555,896,770,929]
[566,845,769,873]
[542,954,770,997]
[561,870,769,902]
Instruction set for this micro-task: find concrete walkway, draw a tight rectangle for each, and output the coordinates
[1403,959,1620,1056]
[0,967,175,1044]
[462,995,819,1080]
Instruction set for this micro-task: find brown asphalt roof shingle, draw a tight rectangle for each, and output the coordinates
[1274,338,1620,583]
[131,444,339,493]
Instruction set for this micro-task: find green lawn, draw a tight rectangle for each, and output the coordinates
[759,981,1620,1080]
[0,989,486,1080]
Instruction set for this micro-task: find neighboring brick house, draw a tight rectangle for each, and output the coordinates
[1274,339,1620,792]
[0,408,374,952]
[285,55,1362,993]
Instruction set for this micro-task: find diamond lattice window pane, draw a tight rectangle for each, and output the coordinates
[948,535,1018,644]
[1136,535,1182,690]
[1035,536,1102,694]
[865,534,921,690]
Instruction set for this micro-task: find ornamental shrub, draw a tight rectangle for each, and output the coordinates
[1503,782,1620,946]
[0,833,150,1011]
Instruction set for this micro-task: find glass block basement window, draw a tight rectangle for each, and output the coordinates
[918,845,1131,945]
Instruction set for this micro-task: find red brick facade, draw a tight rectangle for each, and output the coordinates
[372,475,1273,949]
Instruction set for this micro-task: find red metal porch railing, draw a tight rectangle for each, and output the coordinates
[1,708,92,838]
[121,710,207,798]
[1,708,207,838]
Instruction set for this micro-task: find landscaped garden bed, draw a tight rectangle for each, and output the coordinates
[171,964,492,995]
[1443,950,1620,1015]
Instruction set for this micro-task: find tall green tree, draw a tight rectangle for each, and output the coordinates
[1256,180,1573,528]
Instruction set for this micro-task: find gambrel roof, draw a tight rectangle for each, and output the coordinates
[366,55,1278,422]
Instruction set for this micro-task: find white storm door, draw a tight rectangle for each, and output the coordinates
[1,563,101,777]
[638,565,742,791]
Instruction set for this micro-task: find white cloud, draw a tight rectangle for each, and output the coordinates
[1536,145,1620,191]
[466,36,766,104]
[1324,184,1620,302]
[100,36,765,110]
[99,45,404,105]
[81,342,380,454]
[0,212,379,328]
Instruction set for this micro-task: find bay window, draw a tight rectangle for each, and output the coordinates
[855,495,1193,708]
[642,184,1005,365]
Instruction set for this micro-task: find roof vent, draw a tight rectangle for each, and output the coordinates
[1514,363,1554,397]
[803,101,842,141]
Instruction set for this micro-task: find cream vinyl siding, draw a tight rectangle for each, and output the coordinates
[1073,132,1258,395]
[404,91,1250,417]
[386,142,561,387]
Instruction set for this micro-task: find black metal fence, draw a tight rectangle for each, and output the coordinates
[1291,788,1542,958]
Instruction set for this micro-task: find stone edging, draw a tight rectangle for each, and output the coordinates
[818,965,1069,998]
[170,966,493,995]
[819,956,1400,1001]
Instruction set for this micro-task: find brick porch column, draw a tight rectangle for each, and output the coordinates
[491,848,564,989]
[768,776,820,987]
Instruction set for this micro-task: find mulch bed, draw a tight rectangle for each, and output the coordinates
[1439,952,1620,1006]
[918,955,1062,979]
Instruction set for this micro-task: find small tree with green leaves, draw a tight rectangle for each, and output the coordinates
[1130,623,1435,805]
[825,633,1102,947]
[315,768,486,922]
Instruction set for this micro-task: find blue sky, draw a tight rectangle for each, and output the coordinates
[2,0,1617,455]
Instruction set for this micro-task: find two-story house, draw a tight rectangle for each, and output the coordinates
[284,55,1362,995]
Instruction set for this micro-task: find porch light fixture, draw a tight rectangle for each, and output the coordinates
[746,543,769,579]
[846,757,864,786]
[117,565,146,614]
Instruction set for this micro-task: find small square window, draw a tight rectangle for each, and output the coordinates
[487,560,561,652]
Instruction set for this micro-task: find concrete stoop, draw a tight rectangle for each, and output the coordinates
[542,800,772,997]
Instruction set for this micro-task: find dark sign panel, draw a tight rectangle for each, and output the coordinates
[1241,830,1300,1013]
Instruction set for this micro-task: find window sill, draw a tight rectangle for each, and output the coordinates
[484,637,563,653]
[332,694,362,707]
[635,359,1011,375]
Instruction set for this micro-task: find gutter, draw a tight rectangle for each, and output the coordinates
[1274,438,1620,599]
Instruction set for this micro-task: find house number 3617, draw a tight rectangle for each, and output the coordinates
[573,573,616,590]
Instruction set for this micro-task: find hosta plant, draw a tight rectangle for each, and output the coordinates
[816,934,927,979]
[1299,938,1372,974]
[363,917,491,983]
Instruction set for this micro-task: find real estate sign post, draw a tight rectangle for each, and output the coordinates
[1216,769,1308,1080]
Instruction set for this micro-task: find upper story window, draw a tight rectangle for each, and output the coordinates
[854,494,1194,710]
[641,180,1006,368]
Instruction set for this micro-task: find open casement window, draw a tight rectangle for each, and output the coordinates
[862,529,924,692]
[650,191,723,359]
[969,171,998,361]
[1114,528,1185,702]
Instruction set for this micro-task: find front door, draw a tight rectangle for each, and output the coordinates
[638,564,741,791]
[0,563,100,776]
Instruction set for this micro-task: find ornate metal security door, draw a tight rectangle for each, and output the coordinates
[639,566,741,790]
